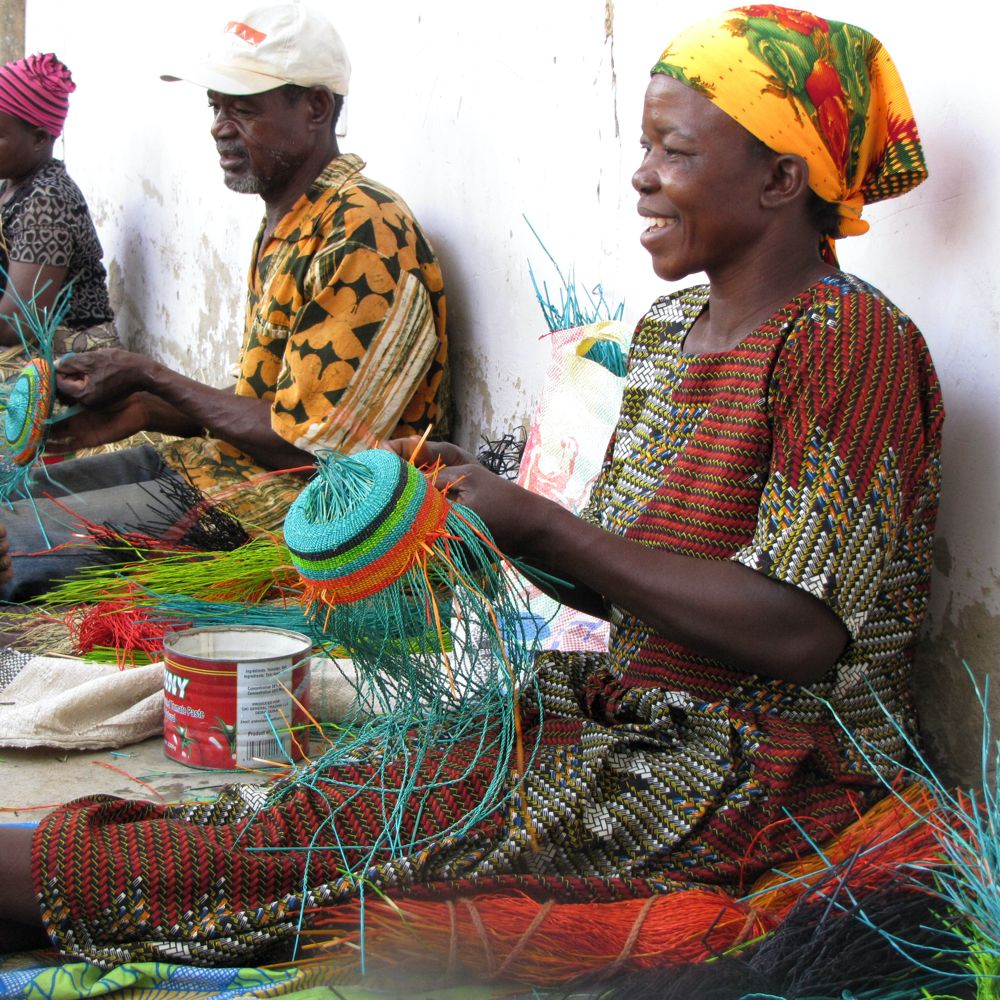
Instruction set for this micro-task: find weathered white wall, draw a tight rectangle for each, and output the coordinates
[27,0,1000,783]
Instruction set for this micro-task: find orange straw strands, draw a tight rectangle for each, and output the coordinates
[292,781,950,988]
[302,889,771,987]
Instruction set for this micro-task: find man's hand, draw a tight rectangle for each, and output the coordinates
[55,349,154,408]
[46,394,151,452]
[0,524,12,586]
[46,392,202,453]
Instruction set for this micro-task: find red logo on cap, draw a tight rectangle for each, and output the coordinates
[225,21,267,45]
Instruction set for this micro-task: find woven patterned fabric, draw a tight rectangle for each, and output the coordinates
[32,274,942,967]
[33,655,871,968]
[587,274,942,778]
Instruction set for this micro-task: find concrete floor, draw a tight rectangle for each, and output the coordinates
[0,735,274,820]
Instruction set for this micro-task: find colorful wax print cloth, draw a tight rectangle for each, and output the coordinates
[0,953,304,998]
[652,6,927,256]
[0,159,115,330]
[160,154,448,513]
[0,951,507,999]
[31,275,941,967]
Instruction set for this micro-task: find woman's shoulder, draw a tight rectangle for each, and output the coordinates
[801,271,921,333]
[632,283,708,348]
[34,159,88,197]
[16,159,91,215]
[778,272,939,401]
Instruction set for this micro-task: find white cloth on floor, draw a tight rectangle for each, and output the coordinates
[0,653,363,750]
[0,654,164,749]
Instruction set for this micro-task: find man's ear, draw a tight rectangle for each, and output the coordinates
[761,153,810,209]
[305,86,336,132]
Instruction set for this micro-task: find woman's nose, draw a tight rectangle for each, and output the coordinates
[632,160,658,194]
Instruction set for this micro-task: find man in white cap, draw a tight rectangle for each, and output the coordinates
[0,4,448,602]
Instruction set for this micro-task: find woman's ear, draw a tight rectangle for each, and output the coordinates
[30,126,52,152]
[761,153,810,209]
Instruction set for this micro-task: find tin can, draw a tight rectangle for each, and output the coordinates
[162,626,312,770]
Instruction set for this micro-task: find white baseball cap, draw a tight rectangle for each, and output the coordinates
[161,4,351,96]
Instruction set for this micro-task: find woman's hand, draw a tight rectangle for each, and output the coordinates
[384,436,476,467]
[385,437,553,554]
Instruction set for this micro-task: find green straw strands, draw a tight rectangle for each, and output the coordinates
[261,448,541,895]
[40,534,299,609]
[523,215,625,332]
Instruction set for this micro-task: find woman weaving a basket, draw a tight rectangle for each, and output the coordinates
[0,5,943,975]
[0,53,119,375]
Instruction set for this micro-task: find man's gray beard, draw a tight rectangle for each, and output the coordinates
[224,174,266,194]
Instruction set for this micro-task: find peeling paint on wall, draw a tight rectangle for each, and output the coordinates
[915,571,1000,786]
[141,177,164,209]
[604,0,619,139]
[0,0,24,63]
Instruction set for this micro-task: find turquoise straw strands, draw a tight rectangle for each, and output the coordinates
[260,447,542,891]
[523,216,625,333]
[812,667,1000,997]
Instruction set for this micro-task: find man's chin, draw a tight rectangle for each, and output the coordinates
[223,172,266,195]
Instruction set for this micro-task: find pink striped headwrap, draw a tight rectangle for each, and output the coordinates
[0,53,75,138]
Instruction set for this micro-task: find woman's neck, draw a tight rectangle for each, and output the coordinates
[686,234,837,354]
[0,156,50,203]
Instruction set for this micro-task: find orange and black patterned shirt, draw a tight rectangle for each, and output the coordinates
[161,154,448,504]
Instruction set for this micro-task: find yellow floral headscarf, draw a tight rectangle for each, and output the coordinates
[652,6,927,260]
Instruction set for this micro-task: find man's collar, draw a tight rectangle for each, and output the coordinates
[271,153,366,242]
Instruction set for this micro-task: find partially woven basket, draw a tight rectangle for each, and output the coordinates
[1,357,54,468]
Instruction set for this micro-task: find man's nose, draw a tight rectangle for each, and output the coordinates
[210,112,236,140]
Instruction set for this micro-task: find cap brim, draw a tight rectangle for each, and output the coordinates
[160,63,286,96]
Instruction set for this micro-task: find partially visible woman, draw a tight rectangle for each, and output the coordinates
[0,52,117,375]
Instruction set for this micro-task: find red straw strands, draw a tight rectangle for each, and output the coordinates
[749,782,944,919]
[73,598,182,667]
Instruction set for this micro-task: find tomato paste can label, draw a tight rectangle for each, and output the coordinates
[162,626,312,770]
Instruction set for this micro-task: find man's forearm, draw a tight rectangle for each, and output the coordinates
[138,362,315,470]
